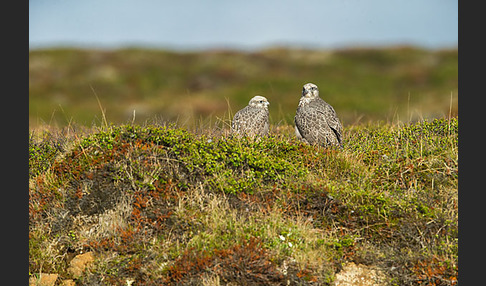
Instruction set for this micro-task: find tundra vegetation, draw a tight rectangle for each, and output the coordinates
[29,47,457,285]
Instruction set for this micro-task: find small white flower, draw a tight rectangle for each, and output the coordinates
[288,242,293,248]
[279,235,286,241]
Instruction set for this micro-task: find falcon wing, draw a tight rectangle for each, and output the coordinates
[320,104,343,145]
[307,102,342,146]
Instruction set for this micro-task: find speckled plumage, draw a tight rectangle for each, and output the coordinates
[294,83,343,146]
[232,95,270,138]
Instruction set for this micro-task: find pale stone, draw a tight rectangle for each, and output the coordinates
[61,279,76,286]
[67,252,95,278]
[333,262,388,286]
[29,273,58,286]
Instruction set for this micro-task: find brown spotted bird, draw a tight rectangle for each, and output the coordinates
[294,83,343,146]
[231,95,270,138]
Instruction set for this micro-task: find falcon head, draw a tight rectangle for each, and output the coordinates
[249,95,270,109]
[302,83,319,99]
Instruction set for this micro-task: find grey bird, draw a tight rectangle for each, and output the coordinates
[294,83,343,146]
[231,95,270,138]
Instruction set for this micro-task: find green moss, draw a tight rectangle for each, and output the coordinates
[29,132,65,177]
[29,119,458,284]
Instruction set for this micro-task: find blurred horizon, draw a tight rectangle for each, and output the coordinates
[29,47,458,129]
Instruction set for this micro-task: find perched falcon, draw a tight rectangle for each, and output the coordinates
[231,95,270,138]
[294,83,343,146]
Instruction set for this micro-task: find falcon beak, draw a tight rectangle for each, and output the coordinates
[302,88,308,97]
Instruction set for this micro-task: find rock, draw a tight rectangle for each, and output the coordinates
[333,262,388,286]
[29,273,58,286]
[61,279,76,286]
[67,252,95,278]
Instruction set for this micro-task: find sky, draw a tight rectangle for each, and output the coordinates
[29,0,458,50]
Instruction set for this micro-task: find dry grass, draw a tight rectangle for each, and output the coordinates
[29,116,457,285]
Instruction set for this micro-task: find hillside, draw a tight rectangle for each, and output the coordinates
[29,47,458,129]
[29,118,458,285]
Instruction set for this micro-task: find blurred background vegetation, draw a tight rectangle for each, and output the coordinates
[29,46,457,129]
